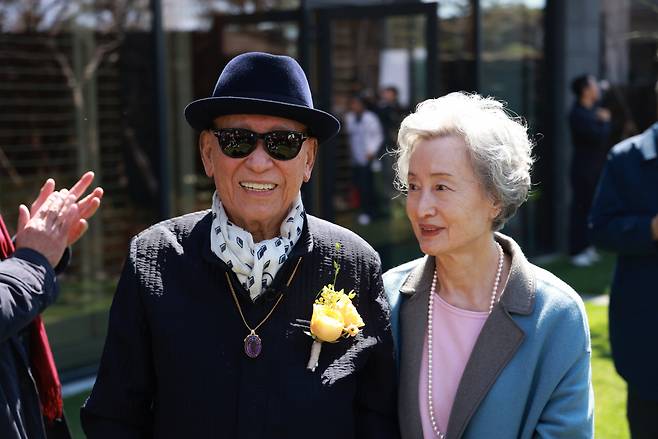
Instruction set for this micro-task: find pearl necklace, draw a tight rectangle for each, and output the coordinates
[426,241,503,438]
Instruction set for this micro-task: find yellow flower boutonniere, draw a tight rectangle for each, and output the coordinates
[306,243,365,372]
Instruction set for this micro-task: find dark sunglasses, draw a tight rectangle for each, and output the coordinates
[211,128,310,161]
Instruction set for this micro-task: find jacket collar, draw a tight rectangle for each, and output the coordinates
[397,233,535,439]
[399,233,534,315]
[639,123,658,161]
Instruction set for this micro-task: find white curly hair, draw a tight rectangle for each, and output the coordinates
[393,92,534,231]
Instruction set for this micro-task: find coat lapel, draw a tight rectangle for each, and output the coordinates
[398,255,435,439]
[446,234,535,438]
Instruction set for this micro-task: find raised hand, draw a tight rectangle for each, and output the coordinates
[15,172,104,266]
[63,171,104,245]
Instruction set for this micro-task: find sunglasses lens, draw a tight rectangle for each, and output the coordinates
[266,132,304,160]
[218,130,256,158]
[215,129,305,160]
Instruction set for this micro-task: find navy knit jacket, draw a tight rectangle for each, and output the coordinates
[81,211,400,438]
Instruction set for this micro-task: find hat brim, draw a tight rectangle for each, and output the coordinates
[184,96,341,144]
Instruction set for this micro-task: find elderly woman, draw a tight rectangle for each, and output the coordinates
[384,92,593,439]
[81,52,399,438]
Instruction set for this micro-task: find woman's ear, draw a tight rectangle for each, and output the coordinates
[490,198,502,222]
[199,131,215,177]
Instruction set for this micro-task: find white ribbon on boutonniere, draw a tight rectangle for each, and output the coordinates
[305,243,365,372]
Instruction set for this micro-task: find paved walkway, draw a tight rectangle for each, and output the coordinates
[62,376,96,398]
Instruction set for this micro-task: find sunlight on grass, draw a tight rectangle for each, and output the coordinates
[586,303,629,439]
[536,252,615,296]
[63,391,88,439]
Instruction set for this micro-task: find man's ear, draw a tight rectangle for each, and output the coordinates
[199,131,215,177]
[303,138,318,182]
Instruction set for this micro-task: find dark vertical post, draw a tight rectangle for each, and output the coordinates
[316,12,335,221]
[426,3,439,98]
[299,1,314,214]
[299,1,310,70]
[407,16,417,105]
[545,0,566,253]
[151,0,171,219]
[472,0,482,92]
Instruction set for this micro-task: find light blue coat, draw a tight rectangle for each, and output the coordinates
[383,233,594,439]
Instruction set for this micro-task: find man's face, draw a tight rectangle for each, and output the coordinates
[586,77,600,102]
[350,98,365,114]
[382,89,397,104]
[199,114,317,240]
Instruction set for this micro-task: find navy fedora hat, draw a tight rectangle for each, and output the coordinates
[184,52,340,144]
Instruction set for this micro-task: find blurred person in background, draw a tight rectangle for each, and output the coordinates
[588,80,658,439]
[345,94,384,226]
[0,172,102,439]
[376,86,406,206]
[80,52,399,439]
[385,92,593,438]
[569,74,612,266]
[377,86,405,153]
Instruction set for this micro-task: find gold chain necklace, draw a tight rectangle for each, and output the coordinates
[224,256,303,358]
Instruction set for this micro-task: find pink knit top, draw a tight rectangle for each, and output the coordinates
[418,293,489,437]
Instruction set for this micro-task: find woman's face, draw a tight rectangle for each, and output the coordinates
[199,114,317,241]
[406,135,499,257]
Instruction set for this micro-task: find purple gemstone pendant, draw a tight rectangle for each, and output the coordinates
[244,331,262,358]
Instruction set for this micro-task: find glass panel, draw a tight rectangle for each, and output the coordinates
[327,15,427,270]
[480,0,545,124]
[437,0,476,93]
[480,0,547,254]
[0,2,157,372]
[222,22,298,57]
[216,0,300,14]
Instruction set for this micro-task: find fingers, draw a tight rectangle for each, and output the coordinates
[77,187,104,219]
[81,197,101,220]
[25,173,101,246]
[67,219,89,246]
[69,171,95,200]
[30,178,55,216]
[17,204,30,233]
[15,189,80,268]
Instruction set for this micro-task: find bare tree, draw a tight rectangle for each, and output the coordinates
[1,0,149,110]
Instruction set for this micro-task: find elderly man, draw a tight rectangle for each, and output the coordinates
[81,52,399,438]
[589,81,658,439]
[1,172,102,439]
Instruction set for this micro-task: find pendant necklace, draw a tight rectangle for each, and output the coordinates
[225,256,303,358]
[426,241,503,438]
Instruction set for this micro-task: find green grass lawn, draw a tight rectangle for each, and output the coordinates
[586,302,629,439]
[63,253,628,438]
[63,391,87,438]
[536,252,615,296]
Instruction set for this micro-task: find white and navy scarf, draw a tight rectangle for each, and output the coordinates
[210,191,305,302]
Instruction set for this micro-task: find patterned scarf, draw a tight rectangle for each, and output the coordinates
[209,192,305,302]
